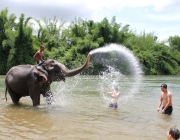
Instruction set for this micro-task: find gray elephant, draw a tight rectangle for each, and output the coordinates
[5,54,91,106]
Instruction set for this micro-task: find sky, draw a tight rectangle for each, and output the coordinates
[1,0,180,42]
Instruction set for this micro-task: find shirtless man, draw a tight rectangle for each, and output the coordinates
[33,45,45,64]
[157,83,173,115]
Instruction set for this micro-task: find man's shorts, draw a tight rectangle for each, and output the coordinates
[109,103,118,109]
[162,106,173,115]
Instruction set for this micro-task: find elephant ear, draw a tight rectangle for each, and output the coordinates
[33,66,49,85]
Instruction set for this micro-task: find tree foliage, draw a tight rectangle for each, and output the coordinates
[0,8,180,75]
[0,8,17,74]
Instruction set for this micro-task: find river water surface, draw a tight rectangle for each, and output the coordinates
[0,75,179,140]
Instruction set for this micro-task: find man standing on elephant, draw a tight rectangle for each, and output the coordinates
[33,45,45,64]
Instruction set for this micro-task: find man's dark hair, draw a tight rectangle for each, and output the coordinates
[169,128,180,140]
[161,83,167,89]
[40,45,44,48]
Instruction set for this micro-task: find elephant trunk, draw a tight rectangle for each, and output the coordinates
[62,54,91,77]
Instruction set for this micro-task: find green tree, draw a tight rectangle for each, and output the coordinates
[128,32,180,74]
[0,8,17,74]
[35,16,66,51]
[7,14,34,69]
[168,35,180,51]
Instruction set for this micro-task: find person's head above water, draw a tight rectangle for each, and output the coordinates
[167,128,180,140]
[161,83,167,89]
[112,85,118,92]
[161,83,168,92]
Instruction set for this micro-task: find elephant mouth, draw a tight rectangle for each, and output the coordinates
[54,72,65,82]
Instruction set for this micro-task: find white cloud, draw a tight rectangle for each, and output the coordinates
[147,12,180,22]
[78,0,180,12]
[0,0,180,41]
[152,0,180,11]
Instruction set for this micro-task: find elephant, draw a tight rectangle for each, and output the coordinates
[5,54,91,106]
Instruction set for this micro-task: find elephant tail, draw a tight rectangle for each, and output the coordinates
[5,87,7,101]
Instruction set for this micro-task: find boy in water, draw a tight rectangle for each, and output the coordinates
[157,83,173,115]
[167,128,180,140]
[105,85,120,109]
[33,45,45,64]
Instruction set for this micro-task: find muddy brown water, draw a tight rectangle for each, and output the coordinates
[0,75,180,140]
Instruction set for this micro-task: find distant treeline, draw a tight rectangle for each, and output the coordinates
[0,8,180,75]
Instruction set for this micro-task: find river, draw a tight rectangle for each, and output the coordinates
[0,75,179,140]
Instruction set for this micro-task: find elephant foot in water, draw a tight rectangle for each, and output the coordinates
[32,98,40,107]
[7,88,21,105]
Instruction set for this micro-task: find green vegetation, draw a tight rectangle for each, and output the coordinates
[0,8,180,75]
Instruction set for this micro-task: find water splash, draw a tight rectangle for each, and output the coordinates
[44,89,55,106]
[90,44,143,102]
[90,43,143,75]
[51,75,81,107]
[47,44,143,107]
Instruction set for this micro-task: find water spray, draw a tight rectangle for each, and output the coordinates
[90,43,143,102]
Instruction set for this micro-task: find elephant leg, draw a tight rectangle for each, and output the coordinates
[29,91,40,106]
[28,84,41,106]
[31,97,40,107]
[6,85,21,104]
